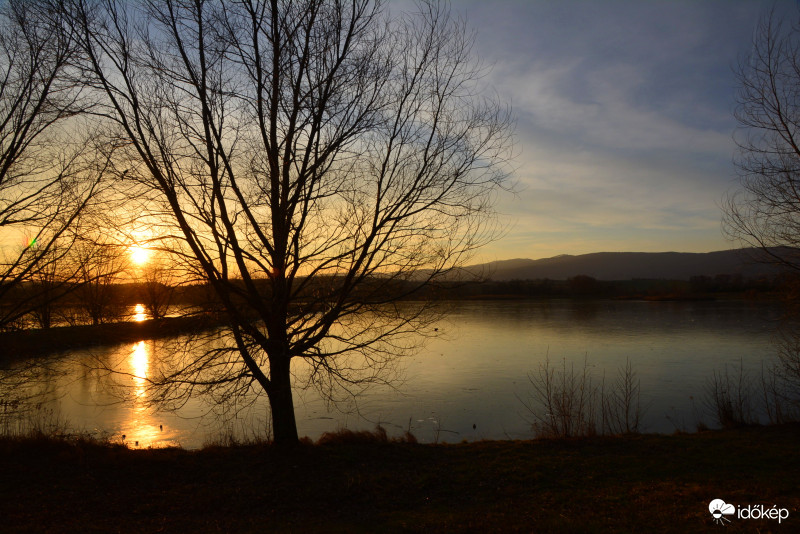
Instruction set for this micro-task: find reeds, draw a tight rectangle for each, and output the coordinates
[600,358,644,434]
[522,354,800,438]
[520,356,645,438]
[704,360,755,428]
[704,359,800,428]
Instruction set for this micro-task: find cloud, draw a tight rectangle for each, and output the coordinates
[448,1,796,259]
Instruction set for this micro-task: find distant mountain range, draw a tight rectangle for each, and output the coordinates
[458,249,784,281]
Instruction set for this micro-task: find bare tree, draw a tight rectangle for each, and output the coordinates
[74,0,513,443]
[137,256,178,320]
[73,236,128,325]
[724,8,800,407]
[28,242,66,329]
[0,0,99,329]
[724,8,800,269]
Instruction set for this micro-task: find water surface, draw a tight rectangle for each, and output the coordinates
[0,299,783,447]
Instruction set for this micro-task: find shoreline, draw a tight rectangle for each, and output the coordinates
[0,314,223,359]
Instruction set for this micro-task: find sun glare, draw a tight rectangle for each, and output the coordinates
[130,245,151,266]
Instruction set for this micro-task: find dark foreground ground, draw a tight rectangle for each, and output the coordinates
[0,424,798,533]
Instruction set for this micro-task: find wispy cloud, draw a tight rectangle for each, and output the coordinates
[448,0,791,259]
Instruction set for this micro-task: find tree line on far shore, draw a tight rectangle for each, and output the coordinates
[3,269,790,331]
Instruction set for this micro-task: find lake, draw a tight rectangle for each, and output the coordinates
[0,299,785,448]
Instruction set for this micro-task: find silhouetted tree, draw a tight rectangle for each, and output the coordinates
[138,258,177,320]
[0,0,99,329]
[74,0,513,443]
[725,8,800,269]
[725,8,800,404]
[28,243,66,329]
[73,237,127,325]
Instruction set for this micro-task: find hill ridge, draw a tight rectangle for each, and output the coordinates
[462,248,781,281]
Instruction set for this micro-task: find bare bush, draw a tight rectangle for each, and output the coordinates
[521,356,598,438]
[521,356,647,438]
[600,358,645,434]
[704,360,756,428]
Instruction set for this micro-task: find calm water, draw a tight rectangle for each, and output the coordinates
[0,299,784,448]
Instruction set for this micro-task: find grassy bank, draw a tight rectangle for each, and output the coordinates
[0,425,798,533]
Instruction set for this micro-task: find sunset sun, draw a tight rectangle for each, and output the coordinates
[129,245,151,266]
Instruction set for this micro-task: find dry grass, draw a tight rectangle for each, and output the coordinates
[316,425,417,445]
[0,424,798,532]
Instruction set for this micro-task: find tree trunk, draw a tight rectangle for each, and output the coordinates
[267,358,299,445]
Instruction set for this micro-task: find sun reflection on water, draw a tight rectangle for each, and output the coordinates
[133,304,147,322]
[122,340,175,448]
[130,340,149,398]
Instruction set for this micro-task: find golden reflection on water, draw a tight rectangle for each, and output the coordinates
[122,340,169,448]
[130,340,149,398]
[133,304,147,322]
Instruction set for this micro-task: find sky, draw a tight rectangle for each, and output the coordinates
[3,1,793,267]
[435,0,798,262]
